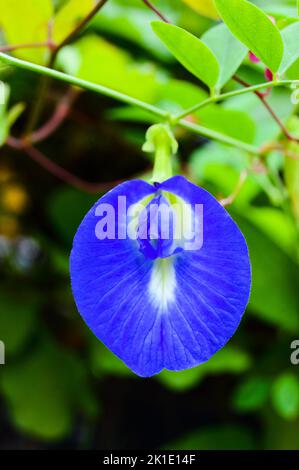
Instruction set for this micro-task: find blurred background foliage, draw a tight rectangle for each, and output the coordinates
[0,0,299,450]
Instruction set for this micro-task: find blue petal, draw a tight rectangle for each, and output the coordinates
[70,176,251,377]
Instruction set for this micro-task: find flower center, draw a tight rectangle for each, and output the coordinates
[136,191,200,260]
[136,192,182,260]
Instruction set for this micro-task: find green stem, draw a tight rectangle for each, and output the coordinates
[143,124,177,182]
[152,145,173,182]
[0,53,168,119]
[0,52,281,155]
[178,120,259,155]
[174,80,299,121]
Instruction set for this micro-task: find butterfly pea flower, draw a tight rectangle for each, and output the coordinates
[70,172,251,377]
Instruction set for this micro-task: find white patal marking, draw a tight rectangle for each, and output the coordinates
[149,258,176,309]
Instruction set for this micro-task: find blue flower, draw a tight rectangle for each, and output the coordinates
[70,176,251,377]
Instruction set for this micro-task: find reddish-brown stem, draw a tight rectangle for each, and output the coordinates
[6,136,123,193]
[29,88,79,144]
[259,97,299,142]
[50,0,110,63]
[142,0,171,23]
[0,40,56,53]
[234,75,299,143]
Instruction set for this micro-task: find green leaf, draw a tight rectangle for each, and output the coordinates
[110,76,255,144]
[243,207,298,257]
[202,23,248,89]
[7,102,26,127]
[215,0,284,72]
[285,57,299,79]
[279,22,299,74]
[223,88,295,145]
[156,78,207,110]
[90,338,132,377]
[254,0,297,18]
[0,294,38,356]
[151,22,220,90]
[233,376,270,412]
[0,340,98,440]
[0,0,53,63]
[158,344,251,391]
[58,35,160,102]
[48,187,98,246]
[92,1,173,61]
[159,79,255,142]
[167,425,256,450]
[106,78,207,123]
[197,107,255,143]
[0,83,9,147]
[156,78,255,143]
[92,0,210,61]
[158,367,205,391]
[272,373,299,420]
[190,143,260,207]
[235,215,299,332]
[181,0,220,19]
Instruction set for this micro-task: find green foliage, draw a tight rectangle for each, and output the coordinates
[236,215,299,332]
[181,0,219,19]
[110,78,256,143]
[272,373,299,420]
[92,0,172,60]
[48,187,98,246]
[58,35,160,102]
[201,23,248,90]
[53,0,94,44]
[167,425,256,450]
[280,22,299,74]
[286,57,299,79]
[223,88,295,146]
[0,294,38,356]
[254,0,298,18]
[0,339,98,440]
[197,107,255,143]
[90,338,133,377]
[233,376,270,412]
[215,0,284,72]
[0,84,9,146]
[151,22,220,90]
[158,345,251,391]
[0,0,53,63]
[7,102,26,127]
[243,207,298,257]
[0,85,25,146]
[190,143,257,203]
